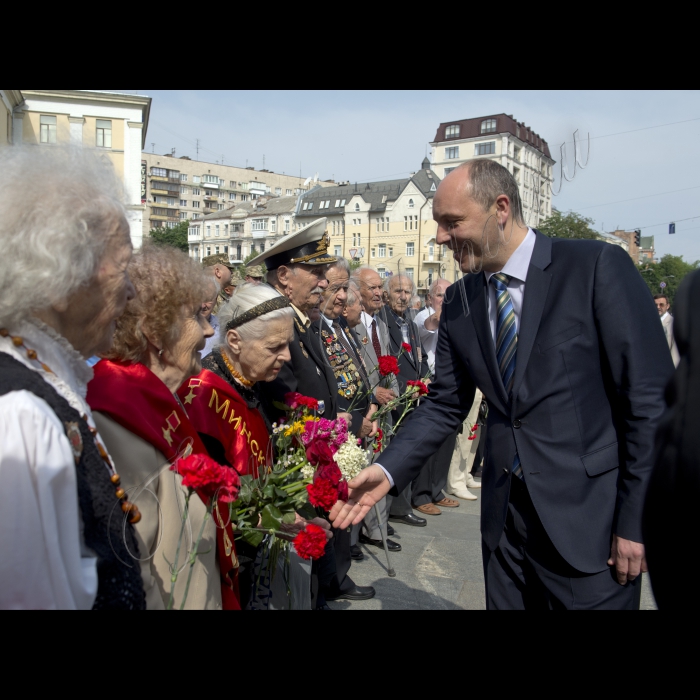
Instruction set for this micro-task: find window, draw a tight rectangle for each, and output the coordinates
[241,195,249,202]
[408,199,414,208]
[180,186,188,194]
[308,202,313,210]
[206,247,211,256]
[376,217,388,232]
[180,213,188,220]
[514,146,521,162]
[151,167,167,177]
[335,200,340,207]
[371,248,376,258]
[240,182,249,190]
[302,203,308,211]
[284,219,290,232]
[389,247,394,257]
[404,215,418,231]
[378,268,387,279]
[271,219,277,233]
[405,268,414,280]
[444,167,456,176]
[192,188,200,196]
[203,175,219,184]
[355,203,360,212]
[166,222,178,229]
[475,142,496,156]
[96,120,112,148]
[180,174,188,182]
[192,213,200,219]
[445,146,459,160]
[260,243,265,252]
[276,187,282,196]
[40,115,57,144]
[192,201,200,209]
[230,181,236,188]
[378,244,386,258]
[218,204,225,211]
[334,246,342,256]
[229,193,236,201]
[252,219,267,231]
[205,190,213,197]
[445,124,460,138]
[215,225,220,237]
[325,201,331,209]
[481,119,497,134]
[193,176,201,184]
[215,246,219,255]
[236,244,242,259]
[406,242,415,256]
[167,198,176,206]
[286,189,292,196]
[341,200,346,206]
[206,226,211,238]
[180,200,187,207]
[224,245,228,254]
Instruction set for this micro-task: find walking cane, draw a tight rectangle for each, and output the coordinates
[374,503,396,578]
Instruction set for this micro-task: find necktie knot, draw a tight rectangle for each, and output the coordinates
[491,273,511,290]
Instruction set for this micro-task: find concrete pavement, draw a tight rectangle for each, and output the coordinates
[329,488,657,610]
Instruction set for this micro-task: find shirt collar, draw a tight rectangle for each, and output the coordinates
[661,311,669,321]
[484,227,537,285]
[361,311,375,328]
[291,304,310,328]
[321,313,335,330]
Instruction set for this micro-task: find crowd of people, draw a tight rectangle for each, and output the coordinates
[0,145,693,610]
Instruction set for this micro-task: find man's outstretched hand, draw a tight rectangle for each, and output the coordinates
[329,465,392,530]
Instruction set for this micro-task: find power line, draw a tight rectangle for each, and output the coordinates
[560,117,700,147]
[577,185,700,211]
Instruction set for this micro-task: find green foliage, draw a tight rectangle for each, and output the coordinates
[539,210,599,240]
[242,249,259,265]
[349,259,363,271]
[149,220,189,252]
[637,254,699,307]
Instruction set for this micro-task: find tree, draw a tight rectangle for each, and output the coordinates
[242,250,259,266]
[637,254,699,307]
[349,258,363,271]
[149,220,189,252]
[538,209,599,240]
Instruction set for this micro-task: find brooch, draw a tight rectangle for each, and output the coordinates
[362,337,369,345]
[64,422,83,465]
[299,341,309,358]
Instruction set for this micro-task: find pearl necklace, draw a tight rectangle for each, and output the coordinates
[0,328,141,524]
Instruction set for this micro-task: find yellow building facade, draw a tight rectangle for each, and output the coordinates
[0,90,23,146]
[13,90,151,247]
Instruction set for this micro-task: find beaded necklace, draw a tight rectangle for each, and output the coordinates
[219,350,256,388]
[0,328,141,524]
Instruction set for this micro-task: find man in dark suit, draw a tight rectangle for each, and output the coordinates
[644,270,700,610]
[331,160,673,609]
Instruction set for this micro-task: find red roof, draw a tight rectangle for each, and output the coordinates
[432,113,551,159]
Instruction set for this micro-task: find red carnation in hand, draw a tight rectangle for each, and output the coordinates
[172,454,240,503]
[285,392,318,411]
[337,479,349,502]
[407,380,429,396]
[306,477,338,511]
[402,342,412,353]
[317,462,342,487]
[294,523,328,560]
[306,441,335,467]
[378,355,399,377]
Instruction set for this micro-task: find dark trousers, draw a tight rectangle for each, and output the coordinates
[325,526,355,597]
[483,476,641,610]
[412,428,459,506]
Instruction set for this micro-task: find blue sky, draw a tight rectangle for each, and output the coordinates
[123,90,700,262]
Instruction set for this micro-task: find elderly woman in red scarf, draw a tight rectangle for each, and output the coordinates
[87,245,243,610]
[178,282,327,609]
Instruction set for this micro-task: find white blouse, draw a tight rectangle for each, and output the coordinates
[0,320,100,610]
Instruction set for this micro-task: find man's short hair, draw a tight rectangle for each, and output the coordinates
[459,159,525,226]
[654,294,670,304]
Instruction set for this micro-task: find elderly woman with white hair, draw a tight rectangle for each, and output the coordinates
[0,146,145,610]
[179,282,327,609]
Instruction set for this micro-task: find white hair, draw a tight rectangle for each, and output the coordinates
[218,282,294,344]
[384,274,416,295]
[328,256,351,277]
[0,145,126,326]
[347,279,361,306]
[429,278,449,298]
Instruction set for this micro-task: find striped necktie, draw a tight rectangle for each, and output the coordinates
[490,273,523,479]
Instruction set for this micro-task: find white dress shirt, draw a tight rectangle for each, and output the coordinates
[0,319,101,610]
[484,228,537,343]
[414,306,438,373]
[376,228,537,488]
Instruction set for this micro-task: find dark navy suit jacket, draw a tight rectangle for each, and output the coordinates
[379,231,674,573]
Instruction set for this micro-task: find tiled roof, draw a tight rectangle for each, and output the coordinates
[432,113,551,159]
[201,196,298,221]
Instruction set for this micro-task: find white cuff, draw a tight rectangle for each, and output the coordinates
[374,463,395,488]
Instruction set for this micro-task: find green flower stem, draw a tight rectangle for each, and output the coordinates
[179,501,214,611]
[277,462,307,480]
[167,489,192,611]
[280,481,310,495]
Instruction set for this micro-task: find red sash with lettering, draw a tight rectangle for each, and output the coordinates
[87,360,241,610]
[176,370,271,478]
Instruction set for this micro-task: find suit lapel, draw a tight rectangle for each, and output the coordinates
[469,274,509,405]
[511,231,553,400]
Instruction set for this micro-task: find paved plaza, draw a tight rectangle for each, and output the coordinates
[329,488,658,610]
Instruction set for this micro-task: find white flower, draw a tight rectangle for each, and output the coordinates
[301,464,315,480]
[333,441,369,481]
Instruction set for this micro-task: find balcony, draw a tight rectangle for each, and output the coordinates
[151,176,180,185]
[252,230,269,239]
[422,252,444,263]
[152,187,179,196]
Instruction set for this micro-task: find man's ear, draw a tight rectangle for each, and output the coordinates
[277,265,291,285]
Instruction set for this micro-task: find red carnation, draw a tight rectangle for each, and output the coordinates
[306,477,338,511]
[402,342,412,353]
[172,454,240,503]
[317,462,342,487]
[407,380,429,396]
[298,396,319,411]
[378,355,399,377]
[294,523,328,560]
[306,441,335,467]
[284,392,303,409]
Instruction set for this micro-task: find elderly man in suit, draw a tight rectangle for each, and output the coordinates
[252,218,376,606]
[331,159,673,610]
[655,294,680,367]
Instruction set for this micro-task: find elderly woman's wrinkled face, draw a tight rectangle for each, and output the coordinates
[167,305,214,383]
[229,316,293,383]
[77,217,136,357]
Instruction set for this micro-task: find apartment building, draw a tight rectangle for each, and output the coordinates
[189,196,297,262]
[430,113,555,228]
[0,90,23,145]
[142,152,335,240]
[7,90,151,247]
[295,159,458,292]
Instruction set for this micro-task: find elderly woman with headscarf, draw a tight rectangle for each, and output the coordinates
[0,146,144,610]
[179,283,328,609]
[86,244,249,610]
